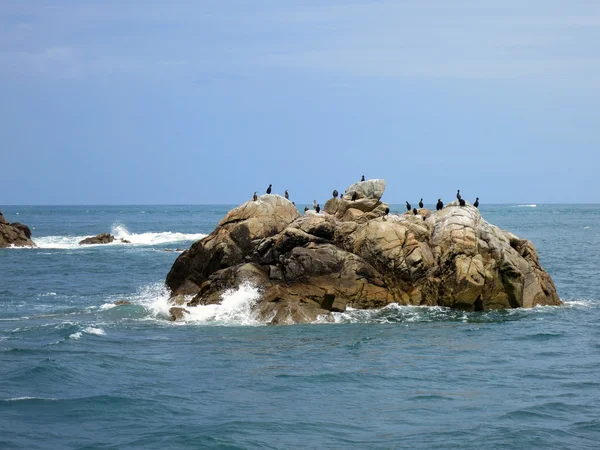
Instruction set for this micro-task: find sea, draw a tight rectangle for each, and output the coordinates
[1,204,599,449]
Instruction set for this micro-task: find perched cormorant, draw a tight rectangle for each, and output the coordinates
[413,208,418,215]
[313,200,317,210]
[384,207,390,215]
[436,199,443,211]
[285,190,289,200]
[333,189,339,198]
[352,192,358,201]
[253,192,258,201]
[456,190,461,200]
[266,184,272,194]
[473,197,479,208]
[406,201,411,211]
[459,198,466,207]
[304,206,309,212]
[361,175,365,182]
[315,204,321,213]
[419,198,423,209]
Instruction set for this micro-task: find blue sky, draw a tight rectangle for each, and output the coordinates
[1,0,599,204]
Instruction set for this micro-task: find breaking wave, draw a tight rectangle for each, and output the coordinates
[31,223,206,249]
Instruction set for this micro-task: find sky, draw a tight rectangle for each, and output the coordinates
[1,0,599,205]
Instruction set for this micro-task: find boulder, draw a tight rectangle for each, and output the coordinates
[0,212,36,248]
[79,233,115,245]
[166,180,561,324]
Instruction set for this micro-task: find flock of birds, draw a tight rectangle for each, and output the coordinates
[252,177,480,216]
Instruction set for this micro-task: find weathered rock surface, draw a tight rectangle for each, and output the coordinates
[0,212,36,248]
[78,233,130,245]
[166,182,561,325]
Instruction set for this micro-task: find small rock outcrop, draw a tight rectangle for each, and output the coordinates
[166,181,561,325]
[78,233,130,245]
[0,212,35,248]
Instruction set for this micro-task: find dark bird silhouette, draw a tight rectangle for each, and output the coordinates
[285,190,289,200]
[333,189,339,198]
[384,207,390,215]
[419,198,423,208]
[413,208,418,215]
[436,199,443,211]
[315,204,321,213]
[474,197,479,208]
[266,184,272,194]
[304,206,309,212]
[352,192,358,201]
[361,175,365,182]
[459,198,466,207]
[456,190,461,200]
[406,201,411,211]
[252,192,258,201]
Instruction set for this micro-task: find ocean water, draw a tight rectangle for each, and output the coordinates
[1,204,600,449]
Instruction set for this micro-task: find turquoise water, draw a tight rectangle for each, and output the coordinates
[1,204,600,449]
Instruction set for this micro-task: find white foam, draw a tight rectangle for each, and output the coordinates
[138,281,264,326]
[31,223,206,249]
[5,397,57,402]
[69,332,82,340]
[514,204,537,208]
[82,327,105,336]
[99,303,116,310]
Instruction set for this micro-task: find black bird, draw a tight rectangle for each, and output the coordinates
[333,189,339,198]
[266,184,272,194]
[352,192,358,201]
[436,199,443,211]
[315,204,321,213]
[253,192,258,201]
[361,175,365,182]
[406,201,411,211]
[419,198,423,208]
[459,198,466,207]
[473,197,479,208]
[456,190,461,200]
[285,190,289,200]
[384,207,390,215]
[304,206,309,212]
[413,208,418,215]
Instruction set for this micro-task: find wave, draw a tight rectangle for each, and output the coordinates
[139,282,264,326]
[513,204,537,208]
[31,223,206,249]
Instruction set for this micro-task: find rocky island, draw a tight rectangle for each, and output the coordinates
[166,179,561,324]
[0,212,35,248]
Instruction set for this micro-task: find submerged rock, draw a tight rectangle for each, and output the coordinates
[0,212,36,248]
[166,183,561,324]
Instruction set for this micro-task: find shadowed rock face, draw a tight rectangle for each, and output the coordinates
[166,180,561,325]
[0,212,35,248]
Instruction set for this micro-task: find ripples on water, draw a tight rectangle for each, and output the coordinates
[1,204,600,449]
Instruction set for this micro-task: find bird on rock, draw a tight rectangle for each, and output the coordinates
[285,190,289,200]
[413,208,418,215]
[384,207,390,215]
[304,206,309,212]
[456,190,461,200]
[313,200,317,210]
[333,189,339,198]
[419,198,423,208]
[406,201,411,211]
[315,204,321,213]
[436,199,443,211]
[252,192,258,201]
[266,184,272,194]
[361,175,365,182]
[474,197,479,208]
[459,198,466,207]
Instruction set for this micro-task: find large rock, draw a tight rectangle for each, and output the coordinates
[166,181,561,324]
[0,212,36,248]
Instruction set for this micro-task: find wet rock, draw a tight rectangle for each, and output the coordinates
[0,212,36,248]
